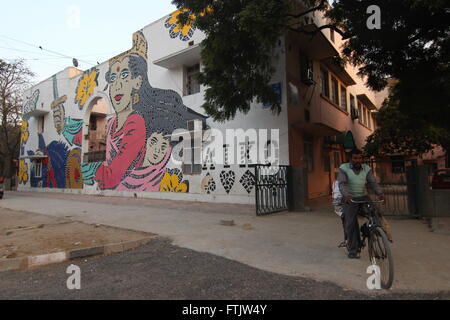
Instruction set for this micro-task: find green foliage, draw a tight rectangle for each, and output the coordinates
[173,0,296,121]
[328,0,450,131]
[364,94,450,157]
[174,0,449,135]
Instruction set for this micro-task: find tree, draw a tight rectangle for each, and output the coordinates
[364,95,450,157]
[172,0,333,121]
[0,59,34,187]
[172,0,449,130]
[327,0,450,132]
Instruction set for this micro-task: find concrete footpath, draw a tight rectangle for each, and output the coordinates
[1,191,449,294]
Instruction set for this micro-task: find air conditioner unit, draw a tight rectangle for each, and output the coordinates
[302,68,315,86]
[307,69,314,81]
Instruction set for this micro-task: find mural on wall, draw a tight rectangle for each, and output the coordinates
[34,134,69,189]
[51,96,83,147]
[239,170,256,194]
[27,134,74,189]
[61,118,83,147]
[75,68,99,110]
[49,74,84,148]
[165,8,212,42]
[89,31,206,192]
[165,9,197,41]
[51,96,67,135]
[45,141,69,188]
[22,75,84,190]
[18,160,29,185]
[21,26,261,199]
[81,162,102,186]
[65,148,83,189]
[20,120,29,145]
[220,170,236,194]
[23,89,40,116]
[160,168,189,193]
[20,120,29,156]
[201,173,216,194]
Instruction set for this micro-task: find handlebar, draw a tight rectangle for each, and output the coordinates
[350,199,385,204]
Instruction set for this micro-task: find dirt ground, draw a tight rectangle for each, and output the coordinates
[0,208,155,259]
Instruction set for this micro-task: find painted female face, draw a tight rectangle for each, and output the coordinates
[108,56,142,113]
[146,132,170,165]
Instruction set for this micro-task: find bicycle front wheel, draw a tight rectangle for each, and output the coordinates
[368,227,394,289]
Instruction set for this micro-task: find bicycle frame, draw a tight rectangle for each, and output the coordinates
[351,200,385,250]
[350,199,394,289]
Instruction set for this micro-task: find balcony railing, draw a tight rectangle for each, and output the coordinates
[83,151,106,163]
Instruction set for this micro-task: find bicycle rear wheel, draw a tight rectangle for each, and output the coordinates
[368,227,394,289]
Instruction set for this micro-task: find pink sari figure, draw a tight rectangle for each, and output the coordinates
[94,114,169,191]
[94,31,206,192]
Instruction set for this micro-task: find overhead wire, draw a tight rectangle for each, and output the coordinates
[0,34,97,66]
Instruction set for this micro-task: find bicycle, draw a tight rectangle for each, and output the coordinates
[351,199,394,289]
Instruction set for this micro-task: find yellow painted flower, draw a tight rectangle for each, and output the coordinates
[164,7,212,42]
[20,120,29,145]
[75,69,99,109]
[18,160,29,184]
[165,9,197,41]
[160,172,189,193]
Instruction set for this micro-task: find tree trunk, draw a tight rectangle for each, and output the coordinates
[2,155,12,190]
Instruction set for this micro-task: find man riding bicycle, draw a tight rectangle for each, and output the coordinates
[337,149,384,259]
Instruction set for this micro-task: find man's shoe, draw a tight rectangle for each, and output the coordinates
[348,252,360,259]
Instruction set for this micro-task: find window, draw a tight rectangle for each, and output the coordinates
[334,152,341,169]
[304,134,314,172]
[300,54,314,86]
[83,151,106,163]
[358,103,372,128]
[350,94,357,118]
[350,95,356,110]
[340,85,347,111]
[37,116,45,134]
[331,77,339,105]
[34,161,42,178]
[185,64,200,96]
[361,107,366,125]
[323,154,331,172]
[89,116,97,131]
[358,102,364,124]
[320,68,330,98]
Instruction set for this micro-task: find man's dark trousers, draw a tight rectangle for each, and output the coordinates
[342,196,370,255]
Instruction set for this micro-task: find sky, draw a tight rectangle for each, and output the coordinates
[0,0,177,83]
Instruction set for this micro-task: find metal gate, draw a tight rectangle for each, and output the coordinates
[255,165,291,216]
[368,159,419,218]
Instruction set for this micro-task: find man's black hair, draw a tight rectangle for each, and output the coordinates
[350,149,363,156]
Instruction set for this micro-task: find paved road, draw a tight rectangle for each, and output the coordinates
[2,191,450,293]
[0,238,448,300]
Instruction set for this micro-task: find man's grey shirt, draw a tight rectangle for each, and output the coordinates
[337,163,382,197]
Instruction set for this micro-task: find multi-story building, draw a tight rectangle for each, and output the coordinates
[18,6,384,206]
